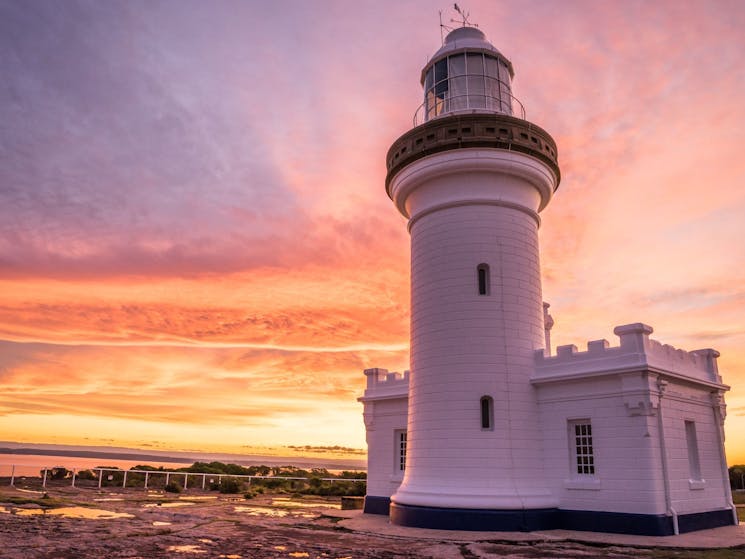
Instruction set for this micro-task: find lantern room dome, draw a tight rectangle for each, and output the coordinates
[422,26,513,83]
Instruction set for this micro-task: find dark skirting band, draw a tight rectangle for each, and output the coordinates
[382,502,735,536]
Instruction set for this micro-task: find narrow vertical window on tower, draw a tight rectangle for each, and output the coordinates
[685,420,702,481]
[477,264,490,295]
[395,430,407,473]
[480,396,493,430]
[569,420,595,475]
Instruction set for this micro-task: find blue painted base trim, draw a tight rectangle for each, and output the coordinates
[390,503,558,532]
[363,495,391,515]
[559,510,673,536]
[383,501,736,535]
[677,509,735,533]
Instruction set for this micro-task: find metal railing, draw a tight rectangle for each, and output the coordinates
[413,90,526,126]
[3,464,366,491]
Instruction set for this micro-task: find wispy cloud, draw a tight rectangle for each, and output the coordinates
[0,0,744,461]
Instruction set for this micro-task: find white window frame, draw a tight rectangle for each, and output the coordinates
[565,419,600,490]
[570,419,595,474]
[394,429,407,477]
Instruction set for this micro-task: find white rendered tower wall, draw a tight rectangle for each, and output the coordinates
[385,26,561,530]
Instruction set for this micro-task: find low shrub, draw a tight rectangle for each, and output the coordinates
[76,469,97,481]
[219,478,242,494]
[164,482,182,493]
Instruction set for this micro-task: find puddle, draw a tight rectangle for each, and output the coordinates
[94,498,124,502]
[271,498,341,510]
[166,545,207,554]
[143,502,195,508]
[273,546,286,551]
[0,506,9,514]
[289,553,309,558]
[15,509,44,516]
[218,555,241,559]
[152,521,172,526]
[179,496,217,501]
[16,507,133,519]
[198,539,214,544]
[234,506,315,519]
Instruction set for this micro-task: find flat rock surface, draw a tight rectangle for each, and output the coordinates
[1,485,743,558]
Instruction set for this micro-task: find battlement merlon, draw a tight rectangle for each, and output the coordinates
[532,322,728,389]
[358,368,410,402]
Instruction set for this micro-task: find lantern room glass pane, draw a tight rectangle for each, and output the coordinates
[498,62,513,114]
[467,53,486,109]
[484,56,500,111]
[449,54,467,111]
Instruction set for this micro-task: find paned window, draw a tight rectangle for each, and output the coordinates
[570,421,595,475]
[395,430,407,472]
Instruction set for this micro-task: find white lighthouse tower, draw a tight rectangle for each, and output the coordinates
[385,25,560,529]
[359,21,736,536]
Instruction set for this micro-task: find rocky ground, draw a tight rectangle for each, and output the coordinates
[0,484,742,559]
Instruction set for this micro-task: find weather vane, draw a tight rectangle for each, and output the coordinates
[439,4,478,43]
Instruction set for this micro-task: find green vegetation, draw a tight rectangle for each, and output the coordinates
[164,481,182,493]
[155,462,367,497]
[729,465,745,491]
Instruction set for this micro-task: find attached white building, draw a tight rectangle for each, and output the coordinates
[358,25,736,536]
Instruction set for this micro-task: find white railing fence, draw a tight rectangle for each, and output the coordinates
[2,464,365,491]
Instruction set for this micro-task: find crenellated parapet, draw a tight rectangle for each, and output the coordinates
[533,323,725,387]
[360,368,410,401]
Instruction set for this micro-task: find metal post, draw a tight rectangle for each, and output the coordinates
[144,472,149,489]
[184,473,188,490]
[71,469,76,488]
[122,471,127,489]
[42,468,48,489]
[166,472,170,486]
[202,474,206,490]
[98,469,103,489]
[10,465,15,487]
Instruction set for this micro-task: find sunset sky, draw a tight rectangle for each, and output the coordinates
[1,0,744,464]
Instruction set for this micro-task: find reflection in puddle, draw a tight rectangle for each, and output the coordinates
[166,545,207,553]
[234,506,315,519]
[152,521,172,526]
[143,502,195,508]
[16,507,133,519]
[179,496,217,501]
[289,553,309,558]
[218,555,241,559]
[0,506,9,514]
[198,538,213,544]
[15,509,44,516]
[271,498,341,510]
[94,498,124,502]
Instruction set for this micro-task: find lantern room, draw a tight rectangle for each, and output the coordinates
[419,26,519,123]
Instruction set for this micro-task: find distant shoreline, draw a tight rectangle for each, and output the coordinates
[0,447,193,464]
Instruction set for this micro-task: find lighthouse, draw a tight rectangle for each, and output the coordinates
[384,24,560,529]
[359,22,735,535]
